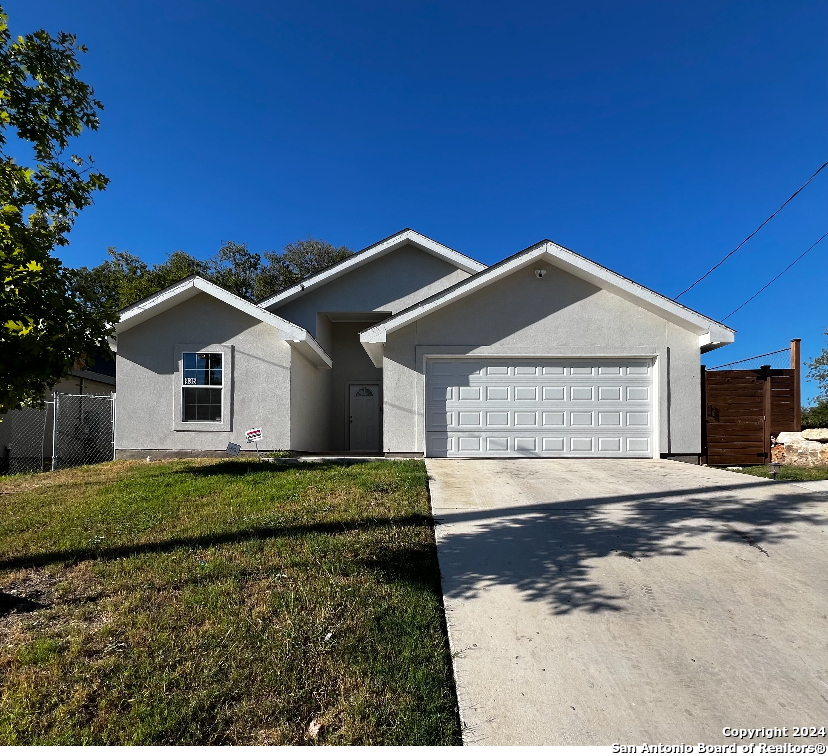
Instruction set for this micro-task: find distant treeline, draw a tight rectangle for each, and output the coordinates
[72,237,354,310]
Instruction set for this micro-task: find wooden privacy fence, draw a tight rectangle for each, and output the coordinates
[701,339,801,466]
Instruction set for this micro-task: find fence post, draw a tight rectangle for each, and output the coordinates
[791,338,801,431]
[51,393,59,472]
[111,393,116,461]
[761,365,772,462]
[700,365,707,464]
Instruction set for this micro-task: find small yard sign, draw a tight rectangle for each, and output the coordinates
[245,428,262,443]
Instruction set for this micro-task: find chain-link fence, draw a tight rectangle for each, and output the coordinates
[707,346,792,371]
[0,394,115,475]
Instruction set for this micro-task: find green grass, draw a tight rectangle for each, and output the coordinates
[733,465,828,481]
[0,459,460,745]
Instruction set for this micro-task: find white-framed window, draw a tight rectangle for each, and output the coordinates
[181,352,223,422]
[173,343,233,432]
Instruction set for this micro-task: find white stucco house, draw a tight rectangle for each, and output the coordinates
[112,229,734,461]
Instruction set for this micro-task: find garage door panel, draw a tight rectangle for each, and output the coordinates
[627,386,649,401]
[543,437,565,451]
[542,411,565,426]
[458,411,482,427]
[487,385,510,400]
[570,437,593,452]
[628,437,650,452]
[458,437,481,452]
[570,411,594,426]
[426,358,654,458]
[543,386,565,400]
[598,386,622,401]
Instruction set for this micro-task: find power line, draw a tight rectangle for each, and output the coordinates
[721,231,828,321]
[710,347,789,369]
[675,159,828,299]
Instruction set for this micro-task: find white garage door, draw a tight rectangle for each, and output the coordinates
[425,358,654,458]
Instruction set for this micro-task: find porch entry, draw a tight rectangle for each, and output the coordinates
[349,383,381,452]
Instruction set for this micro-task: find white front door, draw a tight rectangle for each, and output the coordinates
[349,384,381,452]
[425,358,654,458]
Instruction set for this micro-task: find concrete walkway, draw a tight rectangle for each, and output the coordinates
[426,459,828,746]
[790,478,828,495]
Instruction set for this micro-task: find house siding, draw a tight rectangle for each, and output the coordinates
[270,243,471,337]
[381,262,702,456]
[289,348,330,452]
[115,293,292,453]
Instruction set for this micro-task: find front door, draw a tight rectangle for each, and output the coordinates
[349,384,380,452]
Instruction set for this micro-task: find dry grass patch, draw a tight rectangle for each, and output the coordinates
[0,459,459,745]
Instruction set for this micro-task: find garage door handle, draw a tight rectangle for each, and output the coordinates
[349,416,353,423]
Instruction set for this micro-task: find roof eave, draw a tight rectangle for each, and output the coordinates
[115,277,332,369]
[360,241,735,348]
[258,229,486,310]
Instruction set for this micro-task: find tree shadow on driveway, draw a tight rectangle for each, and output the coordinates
[431,475,827,615]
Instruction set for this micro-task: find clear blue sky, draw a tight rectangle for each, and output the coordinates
[8,1,828,401]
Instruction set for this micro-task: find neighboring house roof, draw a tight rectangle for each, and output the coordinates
[67,348,116,386]
[257,228,487,310]
[70,369,116,386]
[113,276,332,368]
[359,240,735,366]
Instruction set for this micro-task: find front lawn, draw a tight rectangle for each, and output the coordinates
[733,465,828,481]
[0,459,460,745]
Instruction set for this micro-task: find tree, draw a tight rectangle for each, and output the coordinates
[254,237,353,300]
[0,7,110,414]
[73,237,354,311]
[802,327,828,429]
[805,328,828,403]
[209,241,261,301]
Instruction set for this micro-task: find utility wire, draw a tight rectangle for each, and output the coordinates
[721,231,828,321]
[675,159,828,299]
[710,347,790,369]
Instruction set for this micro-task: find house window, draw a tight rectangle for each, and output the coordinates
[182,352,223,422]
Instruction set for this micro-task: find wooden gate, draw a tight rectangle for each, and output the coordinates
[701,341,800,466]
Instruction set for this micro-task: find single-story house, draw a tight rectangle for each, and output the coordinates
[112,229,734,461]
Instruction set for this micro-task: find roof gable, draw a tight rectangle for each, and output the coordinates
[258,229,486,310]
[359,240,734,364]
[115,276,332,368]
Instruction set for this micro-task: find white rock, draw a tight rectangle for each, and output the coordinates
[774,431,828,468]
[801,428,828,442]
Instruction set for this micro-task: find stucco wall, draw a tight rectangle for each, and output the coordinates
[116,293,293,452]
[290,349,331,452]
[328,321,384,451]
[270,244,471,336]
[382,262,703,455]
[315,313,334,354]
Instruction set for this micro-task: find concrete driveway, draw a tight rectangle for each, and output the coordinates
[426,459,828,746]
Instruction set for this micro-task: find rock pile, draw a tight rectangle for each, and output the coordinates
[772,429,828,467]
